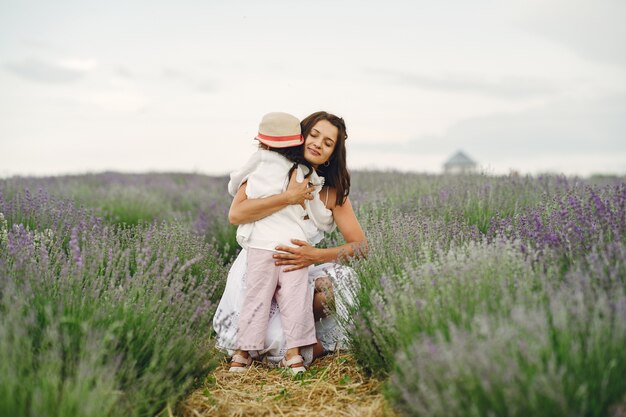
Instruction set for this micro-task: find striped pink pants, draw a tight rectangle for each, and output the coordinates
[238,248,316,351]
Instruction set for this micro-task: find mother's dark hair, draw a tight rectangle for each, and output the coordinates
[301,111,350,206]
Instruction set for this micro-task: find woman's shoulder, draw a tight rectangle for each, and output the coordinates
[323,187,356,212]
[322,187,338,210]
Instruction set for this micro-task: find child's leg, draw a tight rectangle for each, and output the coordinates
[237,248,279,351]
[275,266,317,351]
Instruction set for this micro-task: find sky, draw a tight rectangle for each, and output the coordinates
[0,0,625,178]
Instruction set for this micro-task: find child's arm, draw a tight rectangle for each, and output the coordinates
[228,170,315,225]
[228,151,262,197]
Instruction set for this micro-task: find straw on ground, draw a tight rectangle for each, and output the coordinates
[177,352,398,417]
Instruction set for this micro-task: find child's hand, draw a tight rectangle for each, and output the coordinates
[284,170,315,205]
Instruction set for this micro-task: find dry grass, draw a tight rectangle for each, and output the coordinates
[177,352,399,417]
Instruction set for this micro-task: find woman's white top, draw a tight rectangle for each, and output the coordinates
[228,149,336,251]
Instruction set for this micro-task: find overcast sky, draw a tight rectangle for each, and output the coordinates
[1,0,625,177]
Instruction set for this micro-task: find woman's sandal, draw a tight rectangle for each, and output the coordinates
[280,354,306,375]
[300,345,314,367]
[229,354,252,373]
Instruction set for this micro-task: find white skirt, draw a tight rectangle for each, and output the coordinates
[212,248,358,366]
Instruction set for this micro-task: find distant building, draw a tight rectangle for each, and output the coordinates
[443,150,477,174]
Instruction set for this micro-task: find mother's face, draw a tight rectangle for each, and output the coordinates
[303,119,338,168]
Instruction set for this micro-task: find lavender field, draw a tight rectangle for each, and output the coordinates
[1,171,625,417]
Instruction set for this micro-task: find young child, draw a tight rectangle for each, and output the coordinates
[227,112,329,374]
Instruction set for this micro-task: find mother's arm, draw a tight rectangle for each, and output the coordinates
[228,170,315,225]
[274,188,368,272]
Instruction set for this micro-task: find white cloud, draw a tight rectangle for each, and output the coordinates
[86,90,148,113]
[352,93,626,174]
[367,68,562,99]
[161,67,217,94]
[509,0,626,69]
[1,1,624,178]
[58,58,98,72]
[4,57,92,84]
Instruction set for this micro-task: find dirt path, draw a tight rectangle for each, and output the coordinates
[177,352,399,417]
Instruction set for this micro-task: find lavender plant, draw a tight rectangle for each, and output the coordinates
[488,183,626,269]
[0,189,228,417]
[0,173,237,262]
[348,235,539,375]
[351,171,579,233]
[344,175,625,416]
[2,171,625,417]
[389,245,626,417]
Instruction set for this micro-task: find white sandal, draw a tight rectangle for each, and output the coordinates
[229,354,252,373]
[280,354,306,375]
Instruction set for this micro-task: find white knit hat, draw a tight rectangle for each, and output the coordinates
[255,112,304,148]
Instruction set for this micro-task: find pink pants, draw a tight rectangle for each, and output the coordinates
[238,248,316,351]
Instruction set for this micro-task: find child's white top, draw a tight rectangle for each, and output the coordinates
[228,149,336,251]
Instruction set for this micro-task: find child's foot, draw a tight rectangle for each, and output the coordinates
[229,351,252,373]
[280,354,306,375]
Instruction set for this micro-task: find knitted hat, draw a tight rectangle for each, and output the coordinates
[255,112,304,148]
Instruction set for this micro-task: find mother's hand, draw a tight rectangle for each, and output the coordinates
[284,170,315,206]
[274,239,320,272]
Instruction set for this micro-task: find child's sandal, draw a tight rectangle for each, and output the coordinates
[229,354,252,373]
[280,354,306,375]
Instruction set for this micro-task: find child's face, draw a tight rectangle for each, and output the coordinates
[304,120,338,168]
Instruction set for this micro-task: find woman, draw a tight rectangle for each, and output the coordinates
[213,111,367,367]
